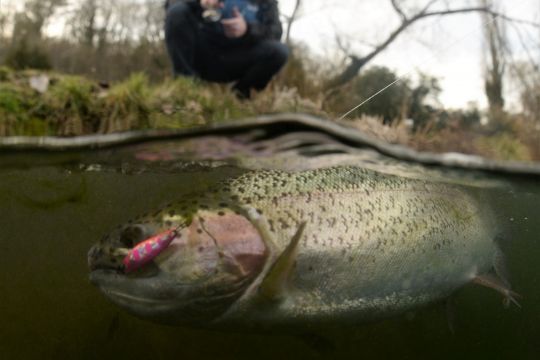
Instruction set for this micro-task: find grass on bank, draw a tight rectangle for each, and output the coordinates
[0,68,323,136]
[0,67,538,162]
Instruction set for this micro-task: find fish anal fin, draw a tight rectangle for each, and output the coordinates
[259,221,307,301]
[472,274,521,308]
[494,246,511,288]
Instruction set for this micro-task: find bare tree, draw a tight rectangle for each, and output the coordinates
[481,0,506,114]
[0,3,14,39]
[325,0,520,91]
[4,0,67,69]
[283,0,302,45]
[67,0,120,53]
[140,0,166,44]
[69,0,99,47]
[11,0,67,43]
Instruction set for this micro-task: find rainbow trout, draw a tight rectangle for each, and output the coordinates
[88,166,517,327]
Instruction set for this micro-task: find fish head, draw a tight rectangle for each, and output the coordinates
[88,203,268,325]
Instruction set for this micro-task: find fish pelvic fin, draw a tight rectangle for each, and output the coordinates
[472,274,521,308]
[259,221,307,302]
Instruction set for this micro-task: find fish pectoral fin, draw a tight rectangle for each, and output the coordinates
[242,206,279,254]
[472,274,521,308]
[259,221,307,301]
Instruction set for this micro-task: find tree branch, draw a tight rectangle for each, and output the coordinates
[418,0,439,15]
[418,6,490,19]
[489,11,540,29]
[390,0,407,21]
[285,0,302,45]
[326,5,494,90]
[326,0,540,93]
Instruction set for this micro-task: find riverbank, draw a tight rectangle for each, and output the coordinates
[0,67,538,161]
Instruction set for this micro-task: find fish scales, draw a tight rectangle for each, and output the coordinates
[88,166,498,327]
[168,166,496,324]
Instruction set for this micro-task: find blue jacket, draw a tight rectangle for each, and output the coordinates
[165,0,283,42]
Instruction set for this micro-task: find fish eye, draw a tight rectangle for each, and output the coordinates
[119,224,146,247]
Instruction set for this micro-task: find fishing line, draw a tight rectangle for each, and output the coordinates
[338,1,531,121]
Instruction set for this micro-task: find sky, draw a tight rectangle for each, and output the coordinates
[279,0,540,111]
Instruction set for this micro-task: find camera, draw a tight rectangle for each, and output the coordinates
[201,0,225,22]
[202,8,222,22]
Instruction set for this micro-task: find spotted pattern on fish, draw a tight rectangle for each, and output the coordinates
[125,166,496,324]
[89,166,499,327]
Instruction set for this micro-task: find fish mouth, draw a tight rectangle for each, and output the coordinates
[89,269,182,307]
[89,266,255,325]
[101,289,173,305]
[88,268,207,323]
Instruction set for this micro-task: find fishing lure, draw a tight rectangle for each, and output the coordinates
[123,227,180,273]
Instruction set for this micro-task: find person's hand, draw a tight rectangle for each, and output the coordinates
[200,0,222,9]
[221,7,247,38]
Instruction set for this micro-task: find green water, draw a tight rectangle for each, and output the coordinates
[0,119,540,360]
[0,140,539,359]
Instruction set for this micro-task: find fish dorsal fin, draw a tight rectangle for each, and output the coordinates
[259,222,307,301]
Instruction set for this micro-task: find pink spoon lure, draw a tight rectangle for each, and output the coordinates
[122,227,179,274]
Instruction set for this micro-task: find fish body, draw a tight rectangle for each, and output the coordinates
[211,167,497,326]
[89,166,502,328]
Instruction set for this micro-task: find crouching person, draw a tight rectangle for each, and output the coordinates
[164,0,289,99]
